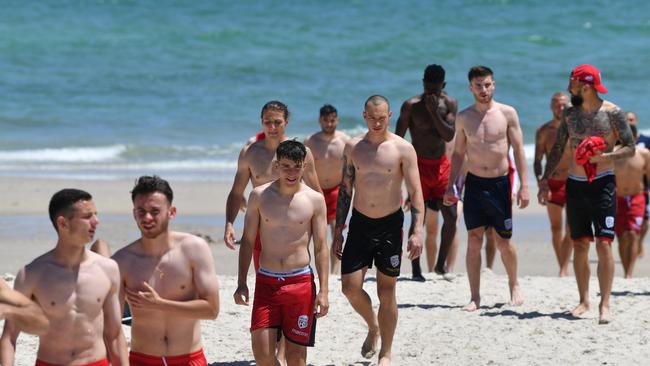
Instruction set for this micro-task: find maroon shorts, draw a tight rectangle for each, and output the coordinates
[615,192,645,236]
[251,269,316,347]
[417,155,450,202]
[547,179,567,206]
[323,186,339,220]
[36,359,109,366]
[129,349,207,366]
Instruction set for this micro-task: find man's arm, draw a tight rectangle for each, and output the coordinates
[125,239,220,319]
[310,193,329,318]
[592,108,635,162]
[332,143,355,259]
[0,279,48,336]
[395,100,411,137]
[444,116,468,205]
[102,261,128,365]
[401,143,424,259]
[302,148,323,194]
[224,147,252,249]
[233,189,261,306]
[506,108,530,208]
[541,112,569,181]
[425,94,455,141]
[533,127,545,182]
[0,269,31,365]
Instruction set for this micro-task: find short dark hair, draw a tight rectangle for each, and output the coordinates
[468,65,494,82]
[319,104,337,117]
[423,64,445,83]
[364,95,390,110]
[131,175,174,203]
[48,189,93,232]
[276,140,307,163]
[630,124,638,138]
[261,100,290,120]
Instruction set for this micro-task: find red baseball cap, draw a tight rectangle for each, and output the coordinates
[570,64,608,94]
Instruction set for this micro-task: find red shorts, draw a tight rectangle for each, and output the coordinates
[547,179,567,206]
[36,359,109,366]
[253,233,261,271]
[417,155,450,202]
[129,349,207,366]
[251,270,316,347]
[615,192,645,236]
[323,186,339,220]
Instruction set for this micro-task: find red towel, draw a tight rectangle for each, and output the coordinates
[574,136,606,183]
[254,131,265,141]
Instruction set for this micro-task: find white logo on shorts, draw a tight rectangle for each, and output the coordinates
[605,216,615,228]
[504,219,512,230]
[297,315,309,329]
[636,217,643,226]
[390,255,399,268]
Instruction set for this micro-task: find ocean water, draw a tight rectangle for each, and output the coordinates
[1,0,649,181]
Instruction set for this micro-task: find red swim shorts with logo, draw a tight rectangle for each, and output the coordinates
[615,192,645,236]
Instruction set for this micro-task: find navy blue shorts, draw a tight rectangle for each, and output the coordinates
[566,173,616,242]
[463,172,512,238]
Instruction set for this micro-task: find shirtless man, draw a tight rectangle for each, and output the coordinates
[613,125,650,278]
[0,189,127,365]
[534,92,573,276]
[539,64,634,324]
[234,140,329,366]
[395,64,457,281]
[444,66,529,312]
[627,111,649,258]
[0,278,49,335]
[305,104,349,274]
[112,176,220,364]
[224,101,322,270]
[333,95,423,366]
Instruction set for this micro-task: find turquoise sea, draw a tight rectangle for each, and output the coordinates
[1,0,649,180]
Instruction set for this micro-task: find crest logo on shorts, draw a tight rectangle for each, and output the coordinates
[605,216,614,228]
[504,219,512,230]
[297,315,309,329]
[390,255,399,268]
[636,217,643,226]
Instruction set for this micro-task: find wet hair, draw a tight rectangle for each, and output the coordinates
[48,188,92,231]
[630,124,638,138]
[131,175,174,203]
[320,104,337,117]
[261,100,290,120]
[423,64,445,83]
[468,65,494,81]
[364,95,390,110]
[276,139,307,163]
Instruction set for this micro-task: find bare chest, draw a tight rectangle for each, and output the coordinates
[125,252,194,300]
[352,142,401,178]
[310,138,345,162]
[464,112,507,144]
[567,110,613,148]
[411,99,450,132]
[259,194,314,229]
[248,149,277,186]
[35,266,110,319]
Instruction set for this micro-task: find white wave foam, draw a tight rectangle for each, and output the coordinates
[0,145,127,163]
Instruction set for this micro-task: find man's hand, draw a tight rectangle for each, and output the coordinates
[402,196,412,212]
[588,150,606,163]
[537,179,549,206]
[332,231,344,260]
[125,282,161,310]
[223,223,237,250]
[517,185,530,209]
[424,93,439,116]
[233,284,249,306]
[313,291,329,318]
[407,233,423,260]
[443,186,458,206]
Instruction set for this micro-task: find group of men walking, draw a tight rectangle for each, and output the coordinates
[0,62,641,366]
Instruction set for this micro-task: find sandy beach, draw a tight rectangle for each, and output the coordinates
[2,176,650,365]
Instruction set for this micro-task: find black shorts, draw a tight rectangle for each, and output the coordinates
[463,172,512,239]
[425,198,442,211]
[341,208,404,277]
[566,173,616,242]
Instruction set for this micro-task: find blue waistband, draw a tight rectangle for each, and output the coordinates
[568,170,614,182]
[258,265,311,278]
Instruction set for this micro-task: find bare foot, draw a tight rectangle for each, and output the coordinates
[559,270,569,277]
[599,304,611,324]
[361,329,378,359]
[462,299,480,312]
[378,355,391,365]
[570,302,590,317]
[509,283,524,306]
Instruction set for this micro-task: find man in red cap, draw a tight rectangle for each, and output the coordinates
[538,64,635,324]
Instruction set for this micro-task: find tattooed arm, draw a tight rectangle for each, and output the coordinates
[401,142,424,260]
[533,126,545,182]
[332,142,355,259]
[591,108,635,163]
